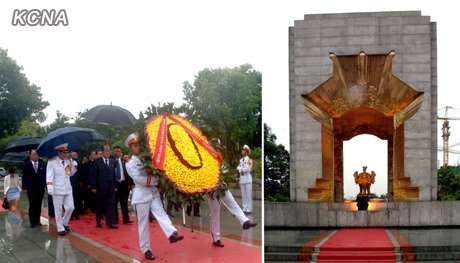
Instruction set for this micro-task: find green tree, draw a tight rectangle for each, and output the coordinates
[144,102,184,118]
[182,64,261,167]
[438,166,460,200]
[264,123,290,202]
[0,48,49,137]
[44,110,70,133]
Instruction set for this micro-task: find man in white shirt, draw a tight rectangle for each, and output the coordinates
[124,133,184,260]
[237,145,253,214]
[46,143,77,236]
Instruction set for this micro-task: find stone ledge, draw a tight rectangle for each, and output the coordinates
[265,201,460,227]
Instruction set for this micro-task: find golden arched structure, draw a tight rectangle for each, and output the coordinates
[302,51,424,202]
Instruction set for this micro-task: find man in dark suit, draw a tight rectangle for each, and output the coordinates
[91,145,118,229]
[22,149,47,228]
[82,150,100,213]
[112,146,134,225]
[70,151,83,220]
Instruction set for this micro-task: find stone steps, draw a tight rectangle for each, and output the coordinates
[265,245,460,262]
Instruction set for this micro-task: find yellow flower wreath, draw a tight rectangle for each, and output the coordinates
[144,114,221,195]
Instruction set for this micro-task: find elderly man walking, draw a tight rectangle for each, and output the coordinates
[22,149,47,228]
[46,144,77,236]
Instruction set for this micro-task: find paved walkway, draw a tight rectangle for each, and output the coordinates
[0,187,261,262]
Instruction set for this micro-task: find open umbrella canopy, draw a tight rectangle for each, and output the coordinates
[5,136,43,153]
[37,127,105,157]
[83,104,136,126]
[0,152,29,163]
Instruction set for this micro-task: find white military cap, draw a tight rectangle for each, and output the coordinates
[55,143,69,151]
[243,144,251,154]
[125,133,140,148]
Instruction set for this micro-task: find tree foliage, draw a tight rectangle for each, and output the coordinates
[0,48,49,137]
[438,166,460,200]
[181,64,261,167]
[264,123,290,202]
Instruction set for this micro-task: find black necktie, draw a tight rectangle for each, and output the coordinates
[105,159,109,167]
[116,159,121,180]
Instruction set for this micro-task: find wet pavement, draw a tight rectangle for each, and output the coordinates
[0,211,98,262]
[0,182,261,262]
[168,191,262,246]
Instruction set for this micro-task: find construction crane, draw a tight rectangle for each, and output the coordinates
[438,106,460,167]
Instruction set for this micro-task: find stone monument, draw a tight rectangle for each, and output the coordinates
[288,11,437,203]
[265,11,460,228]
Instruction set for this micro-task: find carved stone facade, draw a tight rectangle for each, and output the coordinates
[289,11,437,202]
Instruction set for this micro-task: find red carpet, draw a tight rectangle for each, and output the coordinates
[48,211,261,263]
[317,229,397,262]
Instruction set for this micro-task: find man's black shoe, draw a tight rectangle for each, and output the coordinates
[30,224,36,228]
[213,240,224,247]
[242,220,257,230]
[169,231,184,243]
[96,223,102,228]
[144,250,155,260]
[123,220,134,224]
[58,231,67,236]
[64,225,70,232]
[108,225,118,229]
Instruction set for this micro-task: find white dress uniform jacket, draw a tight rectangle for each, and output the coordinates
[237,156,253,184]
[125,155,159,205]
[126,155,177,254]
[46,157,77,195]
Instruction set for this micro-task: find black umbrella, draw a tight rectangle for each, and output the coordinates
[0,152,29,163]
[5,136,43,153]
[37,127,105,157]
[83,104,136,126]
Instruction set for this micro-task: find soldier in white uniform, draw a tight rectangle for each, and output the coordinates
[46,143,77,236]
[124,133,184,261]
[237,145,253,213]
[208,188,257,247]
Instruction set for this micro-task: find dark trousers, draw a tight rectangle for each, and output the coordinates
[96,190,115,226]
[71,183,83,217]
[47,194,55,217]
[82,184,96,212]
[186,203,201,216]
[27,191,44,225]
[114,181,130,224]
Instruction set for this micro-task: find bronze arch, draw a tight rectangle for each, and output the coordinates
[302,52,423,202]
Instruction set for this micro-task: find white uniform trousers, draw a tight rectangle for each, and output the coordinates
[135,194,177,253]
[208,190,249,241]
[52,194,74,232]
[239,182,253,213]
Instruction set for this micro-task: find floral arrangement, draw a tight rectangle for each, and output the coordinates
[138,113,228,205]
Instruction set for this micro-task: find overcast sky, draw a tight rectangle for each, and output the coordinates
[1,1,459,196]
